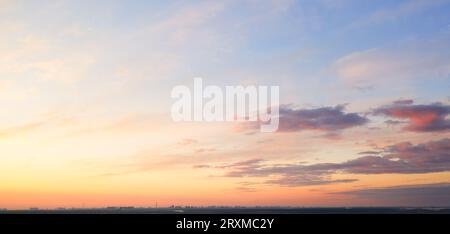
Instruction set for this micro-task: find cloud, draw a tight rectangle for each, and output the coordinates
[351,0,450,28]
[266,176,357,187]
[373,101,450,132]
[384,119,407,126]
[0,121,45,138]
[278,105,369,132]
[212,138,450,186]
[0,24,97,83]
[218,158,357,186]
[218,158,266,170]
[63,114,164,137]
[178,138,198,145]
[27,55,96,83]
[145,1,225,46]
[334,183,450,207]
[313,138,450,174]
[332,34,450,85]
[0,0,17,11]
[357,151,381,155]
[195,148,216,154]
[235,186,258,192]
[239,105,368,133]
[336,138,450,174]
[392,99,414,105]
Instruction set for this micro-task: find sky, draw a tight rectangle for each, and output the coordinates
[0,0,450,209]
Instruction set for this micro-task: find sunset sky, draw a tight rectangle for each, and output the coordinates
[1,0,450,209]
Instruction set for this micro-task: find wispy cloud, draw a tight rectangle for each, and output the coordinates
[0,121,45,139]
[350,0,450,28]
[144,1,226,46]
[332,34,450,85]
[63,114,163,137]
[218,158,357,186]
[178,138,198,145]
